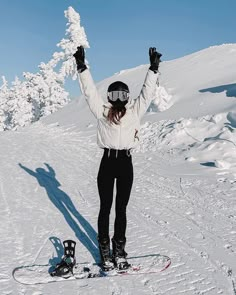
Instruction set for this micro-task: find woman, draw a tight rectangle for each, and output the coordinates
[73,46,162,271]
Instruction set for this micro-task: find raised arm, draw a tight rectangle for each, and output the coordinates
[133,47,162,118]
[19,163,37,177]
[73,46,104,119]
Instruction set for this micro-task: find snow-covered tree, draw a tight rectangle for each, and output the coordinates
[23,60,69,120]
[0,76,9,130]
[38,61,69,116]
[21,6,86,121]
[56,6,89,80]
[7,77,34,129]
[23,71,44,122]
[0,6,88,131]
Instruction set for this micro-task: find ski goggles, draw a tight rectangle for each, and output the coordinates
[107,90,130,102]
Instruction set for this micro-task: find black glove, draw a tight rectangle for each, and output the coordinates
[73,46,87,73]
[149,47,162,73]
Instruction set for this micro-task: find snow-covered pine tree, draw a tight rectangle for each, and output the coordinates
[0,6,89,131]
[7,77,34,130]
[23,59,69,120]
[56,6,89,81]
[23,71,45,122]
[19,6,87,123]
[38,60,69,117]
[0,76,9,131]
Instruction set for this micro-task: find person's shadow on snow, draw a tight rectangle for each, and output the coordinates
[19,163,99,263]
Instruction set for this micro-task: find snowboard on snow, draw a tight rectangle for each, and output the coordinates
[13,254,171,285]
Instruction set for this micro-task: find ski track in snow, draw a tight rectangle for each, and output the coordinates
[1,123,236,294]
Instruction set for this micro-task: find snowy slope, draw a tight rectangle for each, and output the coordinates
[1,44,236,295]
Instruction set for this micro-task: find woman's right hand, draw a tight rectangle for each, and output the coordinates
[73,46,87,73]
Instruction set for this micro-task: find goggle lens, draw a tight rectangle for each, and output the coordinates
[108,90,129,102]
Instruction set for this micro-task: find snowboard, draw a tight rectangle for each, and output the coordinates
[13,254,171,285]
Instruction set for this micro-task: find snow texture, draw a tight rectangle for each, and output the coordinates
[1,44,236,294]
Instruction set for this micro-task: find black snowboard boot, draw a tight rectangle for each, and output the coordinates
[112,237,130,270]
[98,237,114,271]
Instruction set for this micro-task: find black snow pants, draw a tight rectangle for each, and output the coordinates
[97,148,133,241]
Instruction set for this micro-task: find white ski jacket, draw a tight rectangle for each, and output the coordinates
[79,69,159,150]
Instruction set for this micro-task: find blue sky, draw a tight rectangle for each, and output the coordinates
[0,0,236,98]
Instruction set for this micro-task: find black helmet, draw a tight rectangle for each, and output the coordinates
[107,81,129,104]
[107,81,129,93]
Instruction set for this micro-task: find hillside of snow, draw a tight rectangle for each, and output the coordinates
[1,44,236,294]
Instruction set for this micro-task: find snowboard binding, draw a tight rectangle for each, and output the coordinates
[50,240,76,277]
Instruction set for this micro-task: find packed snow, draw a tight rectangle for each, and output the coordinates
[1,43,236,294]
